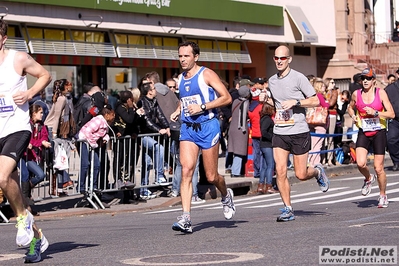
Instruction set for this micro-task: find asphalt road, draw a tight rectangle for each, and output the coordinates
[1,170,398,266]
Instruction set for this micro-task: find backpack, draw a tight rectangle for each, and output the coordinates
[73,94,94,132]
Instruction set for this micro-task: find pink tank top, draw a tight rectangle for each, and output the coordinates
[356,87,383,113]
[355,87,387,130]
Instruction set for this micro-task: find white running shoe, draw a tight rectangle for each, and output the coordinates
[39,229,49,253]
[16,210,34,247]
[361,174,376,196]
[222,188,236,220]
[377,195,388,208]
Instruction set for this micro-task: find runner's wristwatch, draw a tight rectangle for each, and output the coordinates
[200,104,206,111]
[296,100,301,107]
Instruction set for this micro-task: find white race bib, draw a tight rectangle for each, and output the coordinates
[361,117,381,132]
[274,109,294,125]
[0,95,16,118]
[181,94,203,117]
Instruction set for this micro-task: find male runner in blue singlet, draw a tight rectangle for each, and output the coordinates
[170,41,235,233]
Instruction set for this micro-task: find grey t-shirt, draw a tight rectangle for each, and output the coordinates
[268,69,315,135]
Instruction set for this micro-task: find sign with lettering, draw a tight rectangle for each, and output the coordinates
[4,0,283,26]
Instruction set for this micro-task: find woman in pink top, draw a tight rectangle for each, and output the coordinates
[347,68,394,208]
[308,78,330,167]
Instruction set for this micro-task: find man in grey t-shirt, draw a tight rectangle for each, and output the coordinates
[267,45,330,222]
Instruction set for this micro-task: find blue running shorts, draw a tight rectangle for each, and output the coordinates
[180,118,220,150]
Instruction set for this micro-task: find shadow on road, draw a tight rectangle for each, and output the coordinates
[353,199,378,208]
[189,220,248,233]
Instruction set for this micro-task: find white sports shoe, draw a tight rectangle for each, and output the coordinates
[15,210,34,247]
[377,195,388,208]
[222,188,236,220]
[39,229,49,253]
[361,174,376,196]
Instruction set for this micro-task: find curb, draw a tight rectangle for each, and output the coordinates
[2,158,393,222]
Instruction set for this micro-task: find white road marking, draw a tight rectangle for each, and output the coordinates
[0,253,25,261]
[121,252,264,265]
[312,186,399,205]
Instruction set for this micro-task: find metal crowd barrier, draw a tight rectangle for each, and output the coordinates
[0,132,175,222]
[27,134,174,208]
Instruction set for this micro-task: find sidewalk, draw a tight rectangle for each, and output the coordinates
[1,156,392,222]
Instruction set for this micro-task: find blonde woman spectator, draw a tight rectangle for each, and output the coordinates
[324,77,338,165]
[44,79,76,196]
[309,78,330,167]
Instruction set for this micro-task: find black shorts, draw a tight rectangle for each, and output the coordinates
[356,129,387,155]
[272,132,311,155]
[0,131,31,162]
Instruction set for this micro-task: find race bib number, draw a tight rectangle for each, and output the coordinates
[274,109,294,125]
[181,94,203,117]
[361,117,381,132]
[0,95,16,118]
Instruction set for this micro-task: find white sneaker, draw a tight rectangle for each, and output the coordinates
[361,174,376,196]
[377,195,388,208]
[222,188,236,220]
[39,229,49,253]
[191,195,205,205]
[15,210,34,247]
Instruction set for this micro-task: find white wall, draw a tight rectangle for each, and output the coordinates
[4,0,335,46]
[237,0,336,47]
[264,45,317,80]
[374,0,392,43]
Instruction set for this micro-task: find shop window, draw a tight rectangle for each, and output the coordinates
[85,31,104,43]
[115,34,128,44]
[70,30,105,43]
[28,28,43,39]
[163,37,178,47]
[44,29,66,41]
[228,42,241,51]
[217,41,227,50]
[128,35,146,45]
[152,36,162,46]
[7,26,16,37]
[72,31,85,42]
[198,40,212,49]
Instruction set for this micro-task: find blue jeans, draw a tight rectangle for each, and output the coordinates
[252,138,262,178]
[171,139,200,196]
[19,159,46,186]
[79,142,100,192]
[231,155,244,175]
[260,147,275,185]
[141,136,165,185]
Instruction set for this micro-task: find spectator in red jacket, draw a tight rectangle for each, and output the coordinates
[248,77,265,178]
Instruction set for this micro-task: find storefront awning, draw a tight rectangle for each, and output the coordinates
[117,45,178,60]
[5,37,29,53]
[285,5,318,43]
[28,40,117,57]
[116,45,251,63]
[110,58,242,70]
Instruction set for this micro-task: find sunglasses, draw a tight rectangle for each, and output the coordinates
[273,56,290,61]
[168,86,176,88]
[361,76,373,81]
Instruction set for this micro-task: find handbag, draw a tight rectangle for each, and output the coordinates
[53,143,69,170]
[306,106,328,126]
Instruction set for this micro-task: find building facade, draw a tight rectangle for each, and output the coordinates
[2,0,345,97]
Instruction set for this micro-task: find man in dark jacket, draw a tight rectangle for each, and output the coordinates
[137,79,170,199]
[112,90,142,189]
[384,80,399,171]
